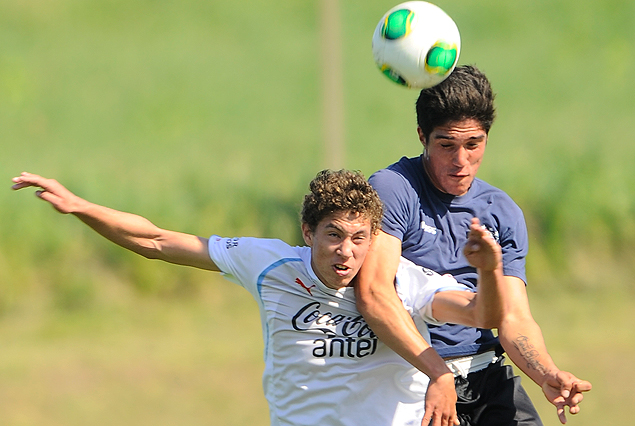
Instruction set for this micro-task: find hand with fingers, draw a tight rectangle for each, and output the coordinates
[462,217,502,272]
[421,372,460,426]
[542,370,592,424]
[12,172,82,214]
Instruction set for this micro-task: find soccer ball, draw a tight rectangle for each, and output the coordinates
[372,1,461,89]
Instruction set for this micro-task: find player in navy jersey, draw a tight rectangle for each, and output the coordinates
[355,65,591,426]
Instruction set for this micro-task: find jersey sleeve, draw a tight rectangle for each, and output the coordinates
[207,236,292,300]
[497,198,529,284]
[369,168,415,241]
[395,258,470,326]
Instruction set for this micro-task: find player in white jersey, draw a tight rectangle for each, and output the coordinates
[12,170,505,426]
[209,237,468,426]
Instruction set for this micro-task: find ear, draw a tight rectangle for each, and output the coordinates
[301,222,314,247]
[417,126,427,146]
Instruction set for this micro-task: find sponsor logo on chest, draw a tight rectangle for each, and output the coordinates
[291,301,379,359]
[420,221,438,235]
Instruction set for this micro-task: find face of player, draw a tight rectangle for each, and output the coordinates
[302,211,372,290]
[419,118,488,196]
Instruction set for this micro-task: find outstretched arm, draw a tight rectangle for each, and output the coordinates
[12,172,218,271]
[355,231,458,426]
[497,278,592,424]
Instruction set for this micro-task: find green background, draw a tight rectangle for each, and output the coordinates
[2,0,634,424]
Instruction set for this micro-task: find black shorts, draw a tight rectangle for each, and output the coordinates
[454,356,543,426]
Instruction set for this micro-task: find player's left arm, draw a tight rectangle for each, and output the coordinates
[497,276,592,424]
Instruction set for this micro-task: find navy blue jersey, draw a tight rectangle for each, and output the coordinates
[370,155,528,358]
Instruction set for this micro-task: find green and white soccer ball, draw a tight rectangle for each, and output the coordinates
[372,1,461,89]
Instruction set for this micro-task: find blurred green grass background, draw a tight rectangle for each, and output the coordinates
[1,0,634,424]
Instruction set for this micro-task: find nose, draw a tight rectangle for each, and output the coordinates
[453,147,469,167]
[337,239,354,258]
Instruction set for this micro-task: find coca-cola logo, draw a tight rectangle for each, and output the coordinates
[291,302,379,358]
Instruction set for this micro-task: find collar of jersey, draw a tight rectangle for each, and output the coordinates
[298,245,354,299]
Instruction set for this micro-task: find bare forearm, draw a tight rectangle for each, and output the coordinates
[472,267,504,328]
[431,267,505,330]
[498,316,558,386]
[461,218,506,328]
[500,309,594,423]
[355,231,451,379]
[73,200,164,258]
[359,287,451,378]
[74,202,214,270]
[356,268,457,426]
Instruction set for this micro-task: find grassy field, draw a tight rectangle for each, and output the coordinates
[2,0,635,425]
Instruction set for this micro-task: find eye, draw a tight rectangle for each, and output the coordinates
[353,234,368,243]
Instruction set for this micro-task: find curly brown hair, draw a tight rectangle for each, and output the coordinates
[301,170,383,235]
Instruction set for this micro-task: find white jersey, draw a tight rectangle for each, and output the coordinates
[208,236,468,426]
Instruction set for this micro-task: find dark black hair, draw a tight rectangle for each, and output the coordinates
[416,65,496,140]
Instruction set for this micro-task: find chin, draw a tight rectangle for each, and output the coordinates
[339,278,353,288]
[446,184,470,196]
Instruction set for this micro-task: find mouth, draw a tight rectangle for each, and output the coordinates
[333,264,351,275]
[450,172,469,179]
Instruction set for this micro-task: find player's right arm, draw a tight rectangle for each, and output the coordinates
[355,231,457,426]
[11,172,219,272]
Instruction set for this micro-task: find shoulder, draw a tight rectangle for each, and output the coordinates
[208,236,303,269]
[469,180,528,257]
[370,156,423,200]
[209,236,309,285]
[471,179,524,215]
[370,156,420,183]
[209,235,292,251]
